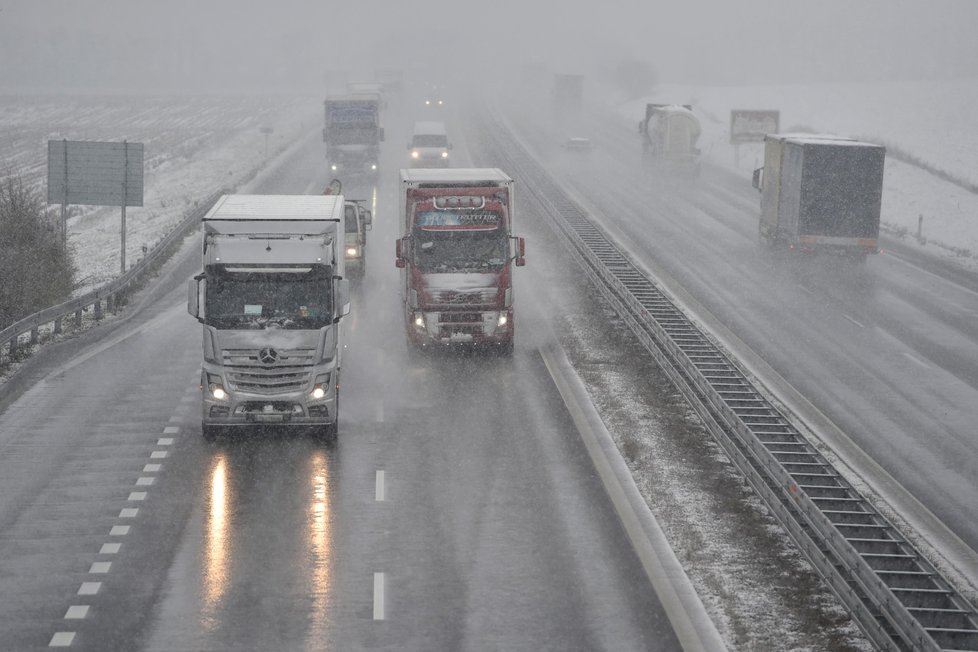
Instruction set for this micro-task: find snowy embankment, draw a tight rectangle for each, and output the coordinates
[617,78,978,268]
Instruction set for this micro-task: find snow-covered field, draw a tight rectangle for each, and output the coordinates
[0,94,322,294]
[616,78,978,267]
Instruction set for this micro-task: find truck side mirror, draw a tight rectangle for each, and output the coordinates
[334,278,351,320]
[514,236,526,267]
[322,128,327,143]
[187,276,205,322]
[364,210,373,229]
[752,168,763,191]
[395,237,406,268]
[379,127,385,143]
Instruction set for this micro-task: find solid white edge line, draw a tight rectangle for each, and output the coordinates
[373,572,385,620]
[540,343,727,652]
[376,470,385,502]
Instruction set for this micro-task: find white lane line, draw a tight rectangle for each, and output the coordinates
[150,451,168,459]
[902,352,930,369]
[100,543,121,555]
[136,477,155,486]
[375,471,385,502]
[157,438,174,446]
[163,426,179,434]
[373,572,385,620]
[843,314,865,329]
[110,525,130,536]
[143,464,162,473]
[119,508,139,518]
[49,632,75,647]
[89,562,111,574]
[78,582,101,596]
[128,492,147,502]
[64,605,89,619]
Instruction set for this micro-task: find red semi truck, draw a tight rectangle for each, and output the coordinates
[395,168,525,354]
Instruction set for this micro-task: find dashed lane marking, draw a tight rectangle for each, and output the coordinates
[119,508,138,518]
[89,562,111,574]
[49,632,75,647]
[128,492,147,501]
[64,606,89,620]
[77,583,101,596]
[373,572,386,620]
[109,525,130,536]
[100,543,121,554]
[376,471,385,502]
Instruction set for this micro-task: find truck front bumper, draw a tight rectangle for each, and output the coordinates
[407,308,514,347]
[200,372,336,428]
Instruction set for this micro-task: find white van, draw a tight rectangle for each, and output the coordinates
[408,121,451,168]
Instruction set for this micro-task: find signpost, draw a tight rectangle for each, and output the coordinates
[47,140,144,274]
[260,126,274,158]
[729,110,780,166]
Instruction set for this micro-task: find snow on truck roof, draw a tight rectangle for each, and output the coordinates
[204,194,345,221]
[769,133,884,148]
[400,168,512,185]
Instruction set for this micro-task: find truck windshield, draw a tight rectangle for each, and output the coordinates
[412,229,508,272]
[205,268,333,329]
[329,127,377,145]
[344,205,360,233]
[412,134,448,147]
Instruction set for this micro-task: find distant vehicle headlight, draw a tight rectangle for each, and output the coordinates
[441,151,449,158]
[371,163,377,170]
[330,163,338,171]
[411,150,420,159]
[346,246,359,257]
[425,100,431,106]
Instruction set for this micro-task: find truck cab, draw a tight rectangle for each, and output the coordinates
[187,195,351,440]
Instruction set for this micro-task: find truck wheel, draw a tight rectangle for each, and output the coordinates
[202,423,220,441]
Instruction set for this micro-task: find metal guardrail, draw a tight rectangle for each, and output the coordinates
[478,109,978,651]
[0,191,222,363]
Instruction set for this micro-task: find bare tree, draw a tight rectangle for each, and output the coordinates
[0,176,75,330]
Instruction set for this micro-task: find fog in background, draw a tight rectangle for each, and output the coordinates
[1,0,977,94]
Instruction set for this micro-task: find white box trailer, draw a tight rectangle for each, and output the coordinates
[753,134,885,258]
[187,194,350,440]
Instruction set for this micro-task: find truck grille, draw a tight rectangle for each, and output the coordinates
[431,288,496,306]
[437,313,484,336]
[222,347,315,394]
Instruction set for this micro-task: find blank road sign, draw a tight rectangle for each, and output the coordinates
[47,140,144,207]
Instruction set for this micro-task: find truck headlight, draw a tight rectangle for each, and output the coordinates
[330,164,338,171]
[207,373,228,400]
[411,150,420,159]
[371,163,377,170]
[310,373,331,400]
[414,314,425,328]
[441,151,449,158]
[346,246,359,257]
[498,314,508,327]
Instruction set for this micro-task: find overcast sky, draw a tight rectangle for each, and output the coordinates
[1,0,977,93]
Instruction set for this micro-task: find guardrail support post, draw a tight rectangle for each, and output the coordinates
[9,336,17,357]
[75,309,82,328]
[107,294,115,313]
[54,317,62,335]
[30,327,38,345]
[94,300,102,321]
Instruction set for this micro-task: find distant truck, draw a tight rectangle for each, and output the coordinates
[552,73,584,111]
[639,103,702,173]
[187,194,351,440]
[752,134,885,258]
[322,94,384,175]
[395,168,525,354]
[408,121,452,168]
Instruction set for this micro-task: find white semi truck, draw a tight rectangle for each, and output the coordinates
[187,194,351,440]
